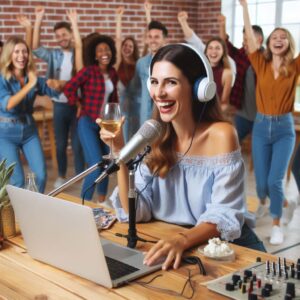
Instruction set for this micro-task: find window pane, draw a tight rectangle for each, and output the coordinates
[282,1,300,24]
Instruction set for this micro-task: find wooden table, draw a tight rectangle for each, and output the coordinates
[0,194,279,299]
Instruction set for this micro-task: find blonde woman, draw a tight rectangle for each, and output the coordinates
[241,0,299,244]
[0,37,60,192]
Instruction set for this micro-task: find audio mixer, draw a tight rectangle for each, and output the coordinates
[205,257,300,299]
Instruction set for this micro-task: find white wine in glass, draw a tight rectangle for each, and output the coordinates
[100,103,121,160]
[100,120,121,134]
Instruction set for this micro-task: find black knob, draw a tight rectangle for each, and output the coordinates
[256,257,261,262]
[244,269,252,278]
[225,282,235,291]
[265,283,273,292]
[261,288,271,297]
[232,274,241,285]
[291,267,295,278]
[286,282,295,298]
[248,293,258,300]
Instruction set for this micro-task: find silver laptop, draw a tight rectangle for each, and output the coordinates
[7,185,162,288]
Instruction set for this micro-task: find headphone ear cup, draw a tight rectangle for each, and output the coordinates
[193,77,216,102]
[146,77,151,93]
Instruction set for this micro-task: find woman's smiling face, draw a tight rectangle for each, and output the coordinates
[149,61,193,123]
[11,43,28,71]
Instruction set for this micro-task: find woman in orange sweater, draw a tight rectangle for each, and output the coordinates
[241,0,299,245]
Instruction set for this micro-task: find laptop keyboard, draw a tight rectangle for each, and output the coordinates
[105,256,140,280]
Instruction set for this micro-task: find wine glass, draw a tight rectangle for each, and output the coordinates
[100,102,122,160]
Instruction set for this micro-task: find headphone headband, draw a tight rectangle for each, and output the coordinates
[148,43,216,102]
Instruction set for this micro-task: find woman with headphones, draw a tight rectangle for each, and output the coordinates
[100,44,265,270]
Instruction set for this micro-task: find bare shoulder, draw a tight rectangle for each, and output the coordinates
[223,68,232,77]
[206,121,239,155]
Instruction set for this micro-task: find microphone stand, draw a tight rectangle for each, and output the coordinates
[48,160,109,197]
[116,146,152,248]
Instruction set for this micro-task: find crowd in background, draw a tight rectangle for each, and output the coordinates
[0,0,300,248]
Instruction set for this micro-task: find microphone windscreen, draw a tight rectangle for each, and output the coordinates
[138,119,163,142]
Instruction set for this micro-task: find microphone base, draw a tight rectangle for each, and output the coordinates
[115,232,149,248]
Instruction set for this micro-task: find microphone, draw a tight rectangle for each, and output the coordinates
[94,119,162,184]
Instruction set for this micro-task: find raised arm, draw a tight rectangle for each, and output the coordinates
[177,11,205,52]
[141,0,152,57]
[220,68,233,110]
[144,0,152,25]
[32,6,45,50]
[16,14,32,48]
[67,9,83,72]
[240,0,257,53]
[5,71,37,111]
[177,11,193,39]
[218,14,227,41]
[115,6,124,70]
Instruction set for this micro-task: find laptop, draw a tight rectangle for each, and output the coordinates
[7,185,162,288]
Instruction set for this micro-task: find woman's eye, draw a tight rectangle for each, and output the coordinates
[168,80,177,85]
[150,79,158,85]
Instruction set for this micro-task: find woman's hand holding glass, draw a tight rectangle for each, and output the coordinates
[97,113,125,161]
[98,103,122,160]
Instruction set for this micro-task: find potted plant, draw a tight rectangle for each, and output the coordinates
[0,159,16,239]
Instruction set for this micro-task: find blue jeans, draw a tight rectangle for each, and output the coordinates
[77,116,109,200]
[252,112,295,218]
[233,223,266,252]
[0,116,46,192]
[53,102,85,177]
[292,143,300,192]
[234,114,254,143]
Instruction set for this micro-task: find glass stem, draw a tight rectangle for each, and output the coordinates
[110,139,113,158]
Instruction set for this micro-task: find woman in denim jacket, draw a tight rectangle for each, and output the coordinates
[0,37,60,192]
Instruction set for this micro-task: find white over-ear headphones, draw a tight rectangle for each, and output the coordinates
[147,43,216,102]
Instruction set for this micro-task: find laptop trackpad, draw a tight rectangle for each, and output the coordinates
[102,243,136,260]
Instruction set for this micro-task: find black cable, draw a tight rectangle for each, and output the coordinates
[136,102,208,209]
[128,268,196,299]
[81,182,96,205]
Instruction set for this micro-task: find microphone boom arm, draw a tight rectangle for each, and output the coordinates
[48,161,108,197]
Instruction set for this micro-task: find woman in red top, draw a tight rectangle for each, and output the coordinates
[205,37,233,112]
[64,35,118,202]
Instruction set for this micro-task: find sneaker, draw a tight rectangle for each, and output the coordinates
[255,202,268,218]
[281,201,297,225]
[270,225,284,245]
[54,177,67,189]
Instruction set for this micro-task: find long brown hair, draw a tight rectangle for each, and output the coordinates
[0,36,35,80]
[147,44,225,178]
[264,27,295,77]
[121,37,139,63]
[205,36,231,69]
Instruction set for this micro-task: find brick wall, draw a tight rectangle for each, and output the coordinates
[0,0,221,68]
